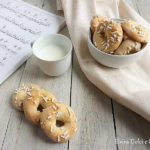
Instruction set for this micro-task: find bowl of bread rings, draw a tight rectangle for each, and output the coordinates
[12,84,77,143]
[88,15,150,68]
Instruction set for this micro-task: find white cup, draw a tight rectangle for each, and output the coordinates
[32,34,72,76]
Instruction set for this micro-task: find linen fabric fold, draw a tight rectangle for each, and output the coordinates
[57,0,150,121]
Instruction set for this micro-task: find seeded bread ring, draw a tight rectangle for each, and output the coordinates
[121,19,150,43]
[114,39,141,55]
[12,84,40,111]
[23,89,57,125]
[90,15,108,33]
[40,102,77,143]
[93,21,123,53]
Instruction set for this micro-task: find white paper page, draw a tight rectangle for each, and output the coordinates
[0,0,65,84]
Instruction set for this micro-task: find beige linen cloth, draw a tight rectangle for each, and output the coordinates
[57,0,150,121]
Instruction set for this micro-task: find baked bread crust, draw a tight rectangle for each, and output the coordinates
[93,21,123,53]
[121,19,150,43]
[40,102,77,142]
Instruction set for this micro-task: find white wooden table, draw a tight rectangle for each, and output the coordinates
[0,0,150,150]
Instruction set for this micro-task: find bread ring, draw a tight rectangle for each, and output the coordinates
[23,89,57,125]
[114,39,141,55]
[90,15,108,33]
[40,102,77,142]
[93,20,123,53]
[121,19,150,43]
[12,84,40,111]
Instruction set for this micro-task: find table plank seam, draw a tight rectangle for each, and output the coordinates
[1,112,13,150]
[69,50,74,107]
[0,62,26,150]
[18,62,27,86]
[68,50,74,150]
[111,99,119,150]
[42,0,45,8]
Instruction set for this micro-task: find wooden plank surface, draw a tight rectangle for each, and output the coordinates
[1,1,70,150]
[0,65,25,149]
[69,54,116,150]
[0,0,150,150]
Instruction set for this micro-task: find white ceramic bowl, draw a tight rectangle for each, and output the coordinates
[88,19,148,68]
[33,34,72,76]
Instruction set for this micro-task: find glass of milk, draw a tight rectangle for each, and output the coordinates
[32,34,72,76]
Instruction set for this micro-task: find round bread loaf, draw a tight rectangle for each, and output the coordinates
[40,102,77,142]
[23,89,57,125]
[93,20,123,53]
[12,84,40,111]
[114,39,141,55]
[121,19,150,43]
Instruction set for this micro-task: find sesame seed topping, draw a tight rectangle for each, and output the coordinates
[107,26,112,30]
[131,25,136,30]
[56,112,62,118]
[110,37,115,43]
[55,103,59,107]
[102,42,107,47]
[75,128,77,132]
[43,97,48,102]
[33,101,37,104]
[60,135,65,139]
[112,31,117,34]
[67,107,72,118]
[65,135,69,139]
[99,26,103,30]
[101,41,105,45]
[52,105,57,110]
[118,33,122,36]
[64,130,68,135]
[50,126,53,132]
[26,92,31,96]
[48,115,52,119]
[94,42,97,47]
[135,42,138,46]
[127,51,130,54]
[128,46,132,50]
[51,97,55,102]
[28,97,32,100]
[104,46,108,51]
[57,136,60,142]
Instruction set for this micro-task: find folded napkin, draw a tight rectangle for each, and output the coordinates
[57,0,150,121]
